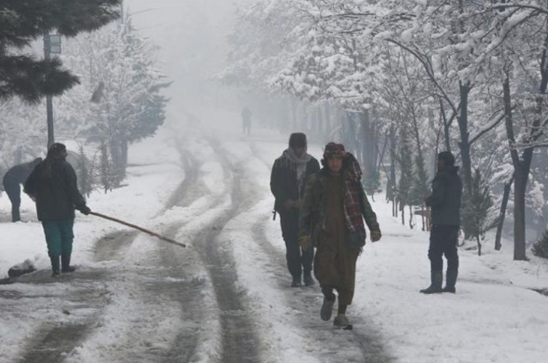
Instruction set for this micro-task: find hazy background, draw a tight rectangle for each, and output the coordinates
[126,0,254,120]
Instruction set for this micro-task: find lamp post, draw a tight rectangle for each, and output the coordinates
[43,34,62,148]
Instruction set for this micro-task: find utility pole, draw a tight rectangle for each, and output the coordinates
[43,33,62,148]
[43,33,54,148]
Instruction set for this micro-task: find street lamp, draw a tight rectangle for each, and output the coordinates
[43,33,62,148]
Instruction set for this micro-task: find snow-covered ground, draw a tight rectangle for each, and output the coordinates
[1,112,548,362]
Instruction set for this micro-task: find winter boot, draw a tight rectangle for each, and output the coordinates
[443,270,458,293]
[50,255,61,278]
[61,254,76,273]
[303,272,315,286]
[333,314,352,330]
[420,271,443,294]
[320,296,335,321]
[291,276,302,287]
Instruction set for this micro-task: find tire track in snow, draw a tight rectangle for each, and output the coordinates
[186,137,262,363]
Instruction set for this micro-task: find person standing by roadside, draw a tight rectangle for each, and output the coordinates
[420,151,462,294]
[2,158,42,222]
[271,133,320,287]
[299,142,381,329]
[24,143,91,277]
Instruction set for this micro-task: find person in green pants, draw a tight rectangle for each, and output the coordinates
[24,143,91,277]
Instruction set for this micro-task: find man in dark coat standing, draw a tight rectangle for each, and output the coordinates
[271,133,320,287]
[24,143,91,277]
[421,151,463,294]
[2,157,42,222]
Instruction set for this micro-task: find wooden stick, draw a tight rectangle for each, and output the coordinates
[90,211,187,248]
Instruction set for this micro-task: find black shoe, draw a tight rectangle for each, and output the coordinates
[443,270,458,293]
[420,271,443,294]
[320,296,335,321]
[291,277,302,287]
[303,273,315,286]
[61,254,76,273]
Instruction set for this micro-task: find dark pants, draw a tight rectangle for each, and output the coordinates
[3,179,21,222]
[42,220,75,257]
[280,210,313,279]
[428,225,459,272]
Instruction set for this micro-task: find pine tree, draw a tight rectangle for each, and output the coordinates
[532,231,548,259]
[0,0,121,102]
[462,169,493,256]
[363,170,381,201]
[398,134,414,227]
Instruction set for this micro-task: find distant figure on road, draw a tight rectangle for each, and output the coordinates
[271,133,320,287]
[24,143,91,277]
[421,151,462,294]
[242,107,252,135]
[299,142,381,329]
[2,158,42,222]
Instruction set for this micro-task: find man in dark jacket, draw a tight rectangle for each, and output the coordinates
[271,133,320,287]
[24,143,91,277]
[2,158,42,222]
[421,151,463,294]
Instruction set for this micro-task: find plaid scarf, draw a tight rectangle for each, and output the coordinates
[342,153,365,237]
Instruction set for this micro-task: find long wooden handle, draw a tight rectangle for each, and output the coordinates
[89,211,187,248]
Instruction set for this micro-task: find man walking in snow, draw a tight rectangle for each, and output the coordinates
[271,133,320,287]
[421,151,462,294]
[299,142,381,329]
[2,158,42,222]
[242,106,252,135]
[24,143,91,277]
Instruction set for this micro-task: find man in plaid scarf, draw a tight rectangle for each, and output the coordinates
[299,142,381,329]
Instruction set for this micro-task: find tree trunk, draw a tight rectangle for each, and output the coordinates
[495,176,514,251]
[291,98,298,131]
[324,102,331,139]
[458,82,473,194]
[504,76,528,261]
[409,205,414,229]
[514,173,528,260]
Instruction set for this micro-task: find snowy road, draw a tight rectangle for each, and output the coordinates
[2,116,548,363]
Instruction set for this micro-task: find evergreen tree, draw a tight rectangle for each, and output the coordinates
[398,134,414,227]
[462,169,493,256]
[0,0,121,102]
[363,170,381,202]
[532,231,548,259]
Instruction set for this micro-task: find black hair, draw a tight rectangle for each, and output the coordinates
[289,133,307,148]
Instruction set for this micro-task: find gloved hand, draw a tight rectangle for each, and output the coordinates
[79,206,91,215]
[299,235,312,250]
[371,230,382,242]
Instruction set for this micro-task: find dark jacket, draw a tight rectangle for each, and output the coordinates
[2,159,41,186]
[299,167,380,250]
[270,154,320,213]
[24,158,87,221]
[425,166,462,226]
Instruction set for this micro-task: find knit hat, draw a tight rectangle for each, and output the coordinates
[438,151,455,166]
[289,133,307,148]
[323,142,346,159]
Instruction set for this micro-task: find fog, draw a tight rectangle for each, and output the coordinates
[126,0,253,121]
